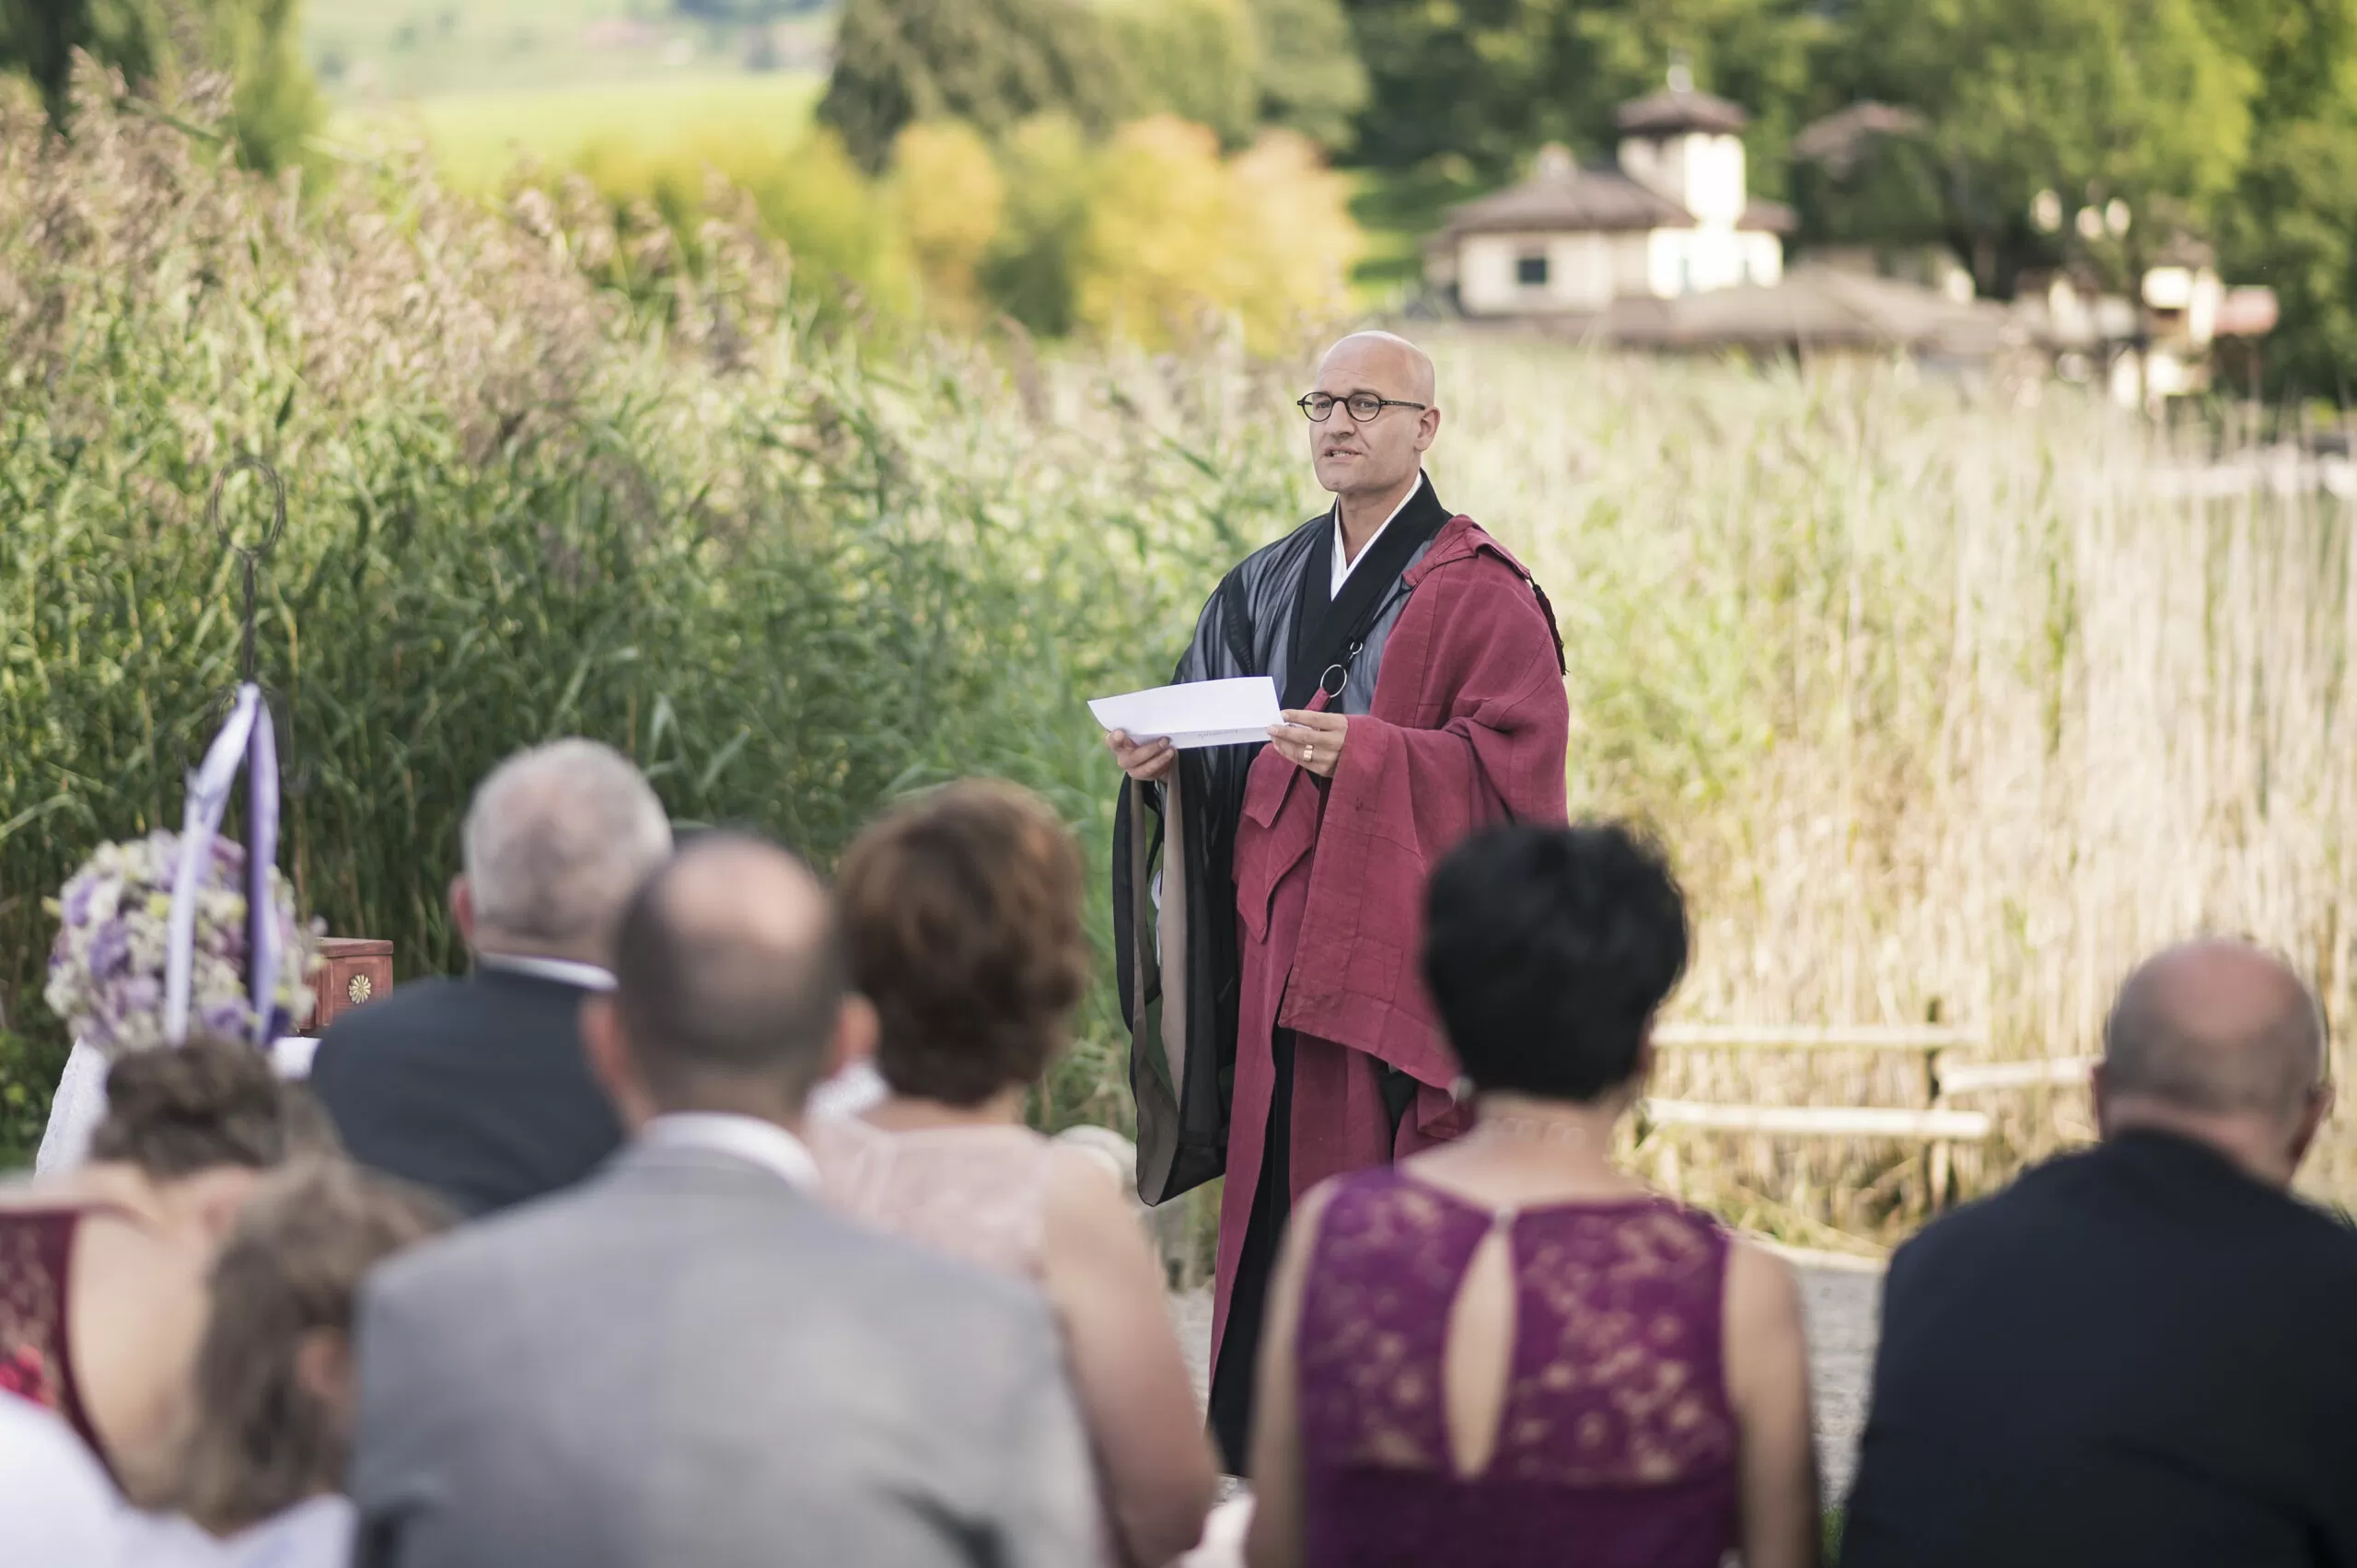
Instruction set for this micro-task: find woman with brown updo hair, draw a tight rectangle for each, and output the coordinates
[0,1039,335,1507]
[813,779,1218,1568]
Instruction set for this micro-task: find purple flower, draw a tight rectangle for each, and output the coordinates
[88,921,131,979]
[198,1000,250,1040]
[63,877,95,928]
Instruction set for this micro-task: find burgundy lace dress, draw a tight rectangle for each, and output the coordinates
[1295,1169,1739,1568]
[0,1205,121,1483]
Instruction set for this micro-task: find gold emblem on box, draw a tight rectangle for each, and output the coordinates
[347,973,374,1005]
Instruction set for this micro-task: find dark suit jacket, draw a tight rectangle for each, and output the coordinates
[1842,1131,2357,1568]
[308,965,624,1217]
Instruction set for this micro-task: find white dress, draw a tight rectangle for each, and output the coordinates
[33,1040,110,1177]
[0,1391,121,1565]
[119,1496,355,1568]
[35,1038,321,1178]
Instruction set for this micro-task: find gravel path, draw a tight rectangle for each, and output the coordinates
[1169,1251,1882,1504]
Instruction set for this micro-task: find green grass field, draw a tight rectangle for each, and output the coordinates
[328,71,823,189]
[305,0,830,101]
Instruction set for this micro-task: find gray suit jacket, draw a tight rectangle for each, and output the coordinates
[349,1141,1098,1568]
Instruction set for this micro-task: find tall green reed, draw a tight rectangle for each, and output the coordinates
[0,63,1296,1161]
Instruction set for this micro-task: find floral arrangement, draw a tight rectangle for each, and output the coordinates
[44,830,320,1060]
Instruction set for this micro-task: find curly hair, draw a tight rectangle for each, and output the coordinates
[87,1038,340,1179]
[835,780,1089,1108]
[1422,821,1690,1102]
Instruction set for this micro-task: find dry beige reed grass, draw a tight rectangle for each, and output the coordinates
[1421,335,2356,1237]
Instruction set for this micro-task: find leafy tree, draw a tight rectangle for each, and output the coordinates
[1833,0,2258,293]
[0,0,320,168]
[2221,114,2357,396]
[983,114,1097,336]
[675,0,829,18]
[1097,0,1259,147]
[1791,117,1952,250]
[2201,0,2357,392]
[1249,0,1367,150]
[1338,0,1824,186]
[2193,0,2357,126]
[819,0,1132,172]
[890,119,1007,322]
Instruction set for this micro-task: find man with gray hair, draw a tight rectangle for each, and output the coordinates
[1844,938,2357,1568]
[310,739,672,1215]
[350,833,1098,1568]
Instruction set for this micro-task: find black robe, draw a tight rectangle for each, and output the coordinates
[1111,475,1454,1205]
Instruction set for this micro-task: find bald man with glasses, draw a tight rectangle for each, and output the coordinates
[1105,332,1571,1471]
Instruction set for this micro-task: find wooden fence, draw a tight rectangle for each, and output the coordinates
[1641,1024,2098,1210]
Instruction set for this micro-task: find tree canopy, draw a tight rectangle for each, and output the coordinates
[1833,0,2257,292]
[818,0,1133,172]
[0,0,319,168]
[1337,0,1824,186]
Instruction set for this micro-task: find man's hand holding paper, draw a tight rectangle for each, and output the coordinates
[1092,676,1283,783]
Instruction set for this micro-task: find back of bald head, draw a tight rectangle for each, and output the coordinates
[609,833,846,1105]
[1319,331,1437,406]
[2102,939,2326,1122]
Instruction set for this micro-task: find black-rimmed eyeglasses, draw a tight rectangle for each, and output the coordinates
[1297,392,1429,423]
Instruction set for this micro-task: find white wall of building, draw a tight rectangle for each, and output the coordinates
[1620,132,1747,226]
[1612,234,1655,296]
[1446,128,1782,314]
[1457,231,1619,315]
[1642,226,1773,297]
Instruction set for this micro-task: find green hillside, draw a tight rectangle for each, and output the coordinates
[305,0,830,101]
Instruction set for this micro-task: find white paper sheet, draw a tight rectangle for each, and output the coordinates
[1089,676,1281,749]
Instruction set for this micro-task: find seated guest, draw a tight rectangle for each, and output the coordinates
[0,1040,334,1509]
[347,833,1099,1568]
[0,1382,131,1564]
[308,738,670,1215]
[815,781,1219,1567]
[128,1161,454,1567]
[1245,823,1819,1568]
[1841,939,2357,1568]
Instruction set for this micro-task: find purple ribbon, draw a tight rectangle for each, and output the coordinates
[162,684,283,1049]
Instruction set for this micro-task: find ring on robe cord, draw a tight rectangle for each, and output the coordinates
[1319,637,1365,702]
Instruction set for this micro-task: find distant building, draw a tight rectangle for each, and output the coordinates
[1424,72,1794,319]
[1420,82,2281,404]
[2013,238,2279,410]
[1598,262,2020,366]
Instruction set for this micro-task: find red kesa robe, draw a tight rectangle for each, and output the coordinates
[1211,515,1570,1365]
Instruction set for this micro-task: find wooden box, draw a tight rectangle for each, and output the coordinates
[301,937,394,1035]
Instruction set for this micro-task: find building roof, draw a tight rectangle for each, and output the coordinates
[2215,286,2279,338]
[1615,87,1749,136]
[1438,147,1794,240]
[1442,160,1697,237]
[1591,264,2020,357]
[1792,102,1927,176]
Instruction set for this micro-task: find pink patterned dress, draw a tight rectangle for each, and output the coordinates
[812,1117,1141,1563]
[809,1118,1058,1280]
